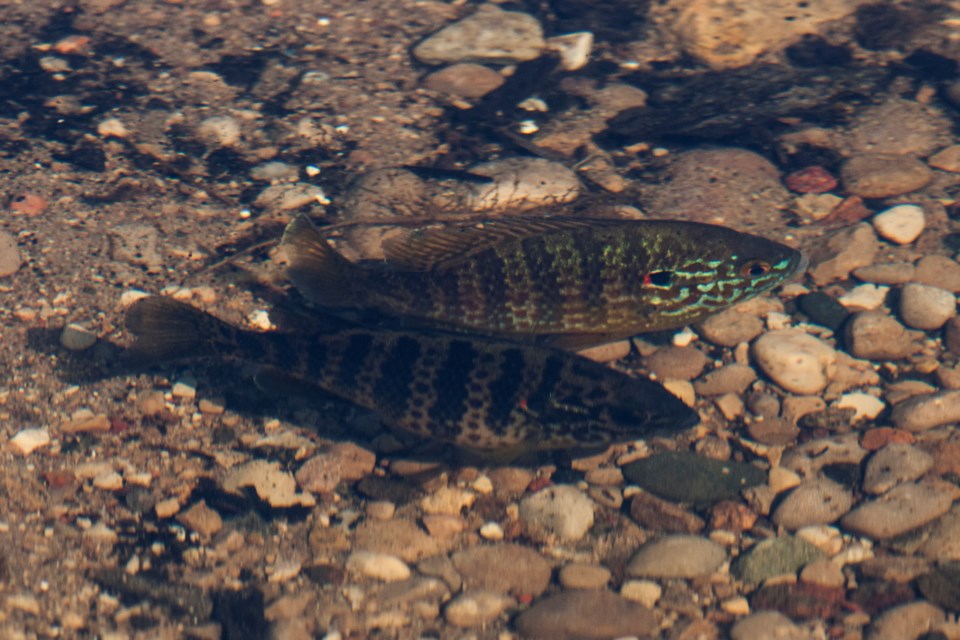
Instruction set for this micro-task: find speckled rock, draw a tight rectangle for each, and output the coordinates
[693,363,757,396]
[863,444,933,495]
[451,544,551,597]
[844,311,922,361]
[899,283,956,330]
[772,478,854,530]
[623,452,766,505]
[519,484,595,543]
[626,535,726,579]
[866,600,945,640]
[514,589,657,640]
[841,153,933,198]
[872,204,926,245]
[295,443,376,494]
[732,535,824,586]
[841,480,959,539]
[891,390,960,432]
[640,147,790,230]
[843,99,950,157]
[413,5,545,65]
[807,223,879,285]
[752,330,838,395]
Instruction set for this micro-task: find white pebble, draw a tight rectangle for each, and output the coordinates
[345,551,411,582]
[97,118,129,138]
[751,330,838,395]
[900,283,956,330]
[620,579,662,607]
[872,204,925,245]
[9,428,51,456]
[547,31,594,71]
[172,377,197,400]
[60,323,97,351]
[839,283,889,310]
[833,392,885,420]
[479,521,504,541]
[672,326,697,347]
[197,115,241,147]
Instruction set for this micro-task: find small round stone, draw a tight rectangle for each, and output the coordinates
[772,478,854,530]
[444,591,515,628]
[891,390,960,432]
[619,580,662,608]
[841,153,933,198]
[345,551,411,582]
[626,535,726,579]
[0,230,23,277]
[196,115,241,147]
[844,311,920,360]
[863,443,933,495]
[519,484,595,543]
[899,283,956,330]
[60,323,97,351]
[558,563,612,590]
[422,63,504,98]
[872,204,925,245]
[752,330,838,394]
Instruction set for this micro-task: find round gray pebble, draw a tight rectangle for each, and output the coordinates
[899,283,956,330]
[772,478,854,530]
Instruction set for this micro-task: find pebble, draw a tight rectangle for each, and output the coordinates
[833,392,885,421]
[250,161,298,182]
[844,311,921,360]
[863,444,933,495]
[918,505,960,561]
[866,600,945,640]
[860,427,915,451]
[171,377,197,400]
[747,417,800,446]
[693,363,757,396]
[891,390,960,432]
[841,153,933,198]
[519,484,595,543]
[444,591,515,628]
[623,452,766,505]
[946,316,960,355]
[412,5,544,65]
[784,166,837,193]
[421,486,476,515]
[797,291,849,330]
[768,467,802,494]
[929,144,960,172]
[807,223,879,285]
[577,339,631,363]
[466,157,581,212]
[478,522,504,541]
[196,115,241,147]
[422,63,504,99]
[558,563,612,590]
[9,428,51,456]
[93,471,123,491]
[853,261,915,285]
[800,557,845,588]
[695,306,765,346]
[914,255,960,293]
[0,230,23,276]
[838,283,889,310]
[751,330,838,395]
[177,500,223,538]
[487,467,534,496]
[421,514,466,538]
[345,551,411,582]
[154,498,181,519]
[223,460,316,509]
[295,443,376,494]
[136,389,165,417]
[642,346,708,380]
[619,580,662,608]
[872,204,926,245]
[899,283,956,330]
[629,491,705,533]
[625,535,726,579]
[841,479,959,539]
[731,536,824,586]
[254,183,328,213]
[451,543,552,597]
[546,31,593,71]
[354,519,441,563]
[59,323,98,351]
[730,611,805,640]
[771,478,854,530]
[513,589,657,640]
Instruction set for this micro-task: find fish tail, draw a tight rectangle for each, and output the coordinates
[281,214,357,308]
[123,296,233,366]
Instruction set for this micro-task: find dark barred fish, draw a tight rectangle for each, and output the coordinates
[124,297,698,456]
[282,215,805,348]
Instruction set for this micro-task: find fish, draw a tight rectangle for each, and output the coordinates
[281,215,805,348]
[123,296,699,457]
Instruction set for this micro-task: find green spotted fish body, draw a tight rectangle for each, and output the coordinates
[125,297,698,455]
[282,216,805,348]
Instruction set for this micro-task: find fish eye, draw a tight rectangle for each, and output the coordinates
[644,270,674,287]
[740,260,771,278]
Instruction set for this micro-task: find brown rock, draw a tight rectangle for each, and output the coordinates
[807,223,879,286]
[694,364,757,396]
[422,63,504,99]
[642,346,709,381]
[860,427,915,451]
[695,307,765,347]
[914,255,960,293]
[841,153,933,198]
[177,500,223,538]
[354,519,442,562]
[709,500,757,533]
[451,543,552,597]
[945,316,960,355]
[747,417,800,445]
[487,467,535,497]
[629,491,705,533]
[514,589,657,640]
[295,443,376,493]
[844,311,921,360]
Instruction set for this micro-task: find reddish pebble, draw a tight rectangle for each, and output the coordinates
[708,500,758,533]
[859,427,915,451]
[44,470,77,489]
[517,593,535,606]
[10,193,48,216]
[53,35,91,55]
[526,476,553,494]
[785,166,838,194]
[822,195,872,225]
[110,416,132,433]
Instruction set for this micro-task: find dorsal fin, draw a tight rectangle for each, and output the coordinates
[281,215,358,308]
[382,216,625,271]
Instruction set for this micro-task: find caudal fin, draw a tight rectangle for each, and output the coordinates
[123,296,230,366]
[281,215,357,308]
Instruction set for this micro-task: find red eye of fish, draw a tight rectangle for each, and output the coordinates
[741,260,772,278]
[643,271,674,287]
